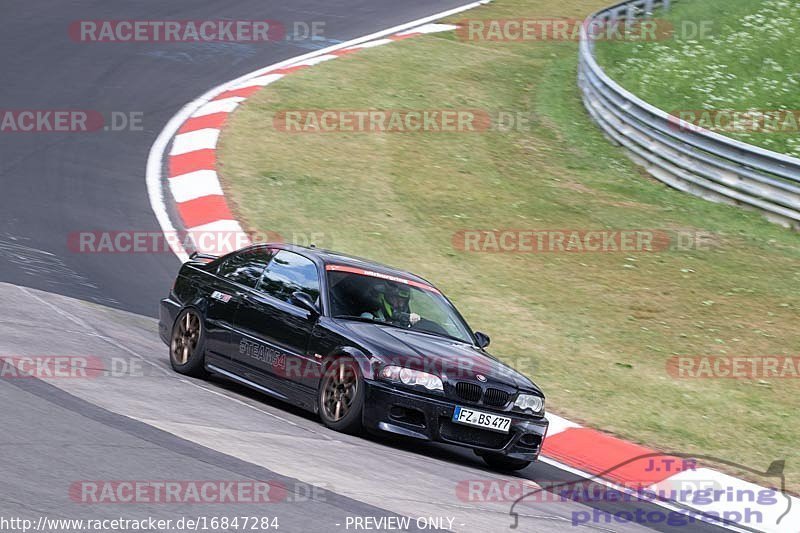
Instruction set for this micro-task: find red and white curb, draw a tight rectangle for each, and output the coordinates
[163,22,458,256]
[147,3,798,532]
[145,0,493,261]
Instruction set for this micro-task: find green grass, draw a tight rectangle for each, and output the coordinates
[218,0,800,491]
[595,0,800,157]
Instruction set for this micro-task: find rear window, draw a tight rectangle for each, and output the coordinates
[215,248,274,288]
[258,250,320,304]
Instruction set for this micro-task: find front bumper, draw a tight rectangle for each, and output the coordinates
[363,380,548,461]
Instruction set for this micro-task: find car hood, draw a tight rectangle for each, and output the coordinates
[335,320,542,394]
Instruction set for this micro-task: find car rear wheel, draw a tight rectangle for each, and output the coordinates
[170,308,207,377]
[479,451,531,472]
[318,358,364,434]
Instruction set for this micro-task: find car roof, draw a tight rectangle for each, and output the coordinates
[259,243,437,288]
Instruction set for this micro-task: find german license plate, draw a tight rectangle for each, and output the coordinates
[452,406,511,433]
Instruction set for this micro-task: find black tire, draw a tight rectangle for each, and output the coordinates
[169,308,207,377]
[480,452,531,472]
[318,358,364,434]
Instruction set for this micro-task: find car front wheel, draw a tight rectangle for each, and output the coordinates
[318,358,364,434]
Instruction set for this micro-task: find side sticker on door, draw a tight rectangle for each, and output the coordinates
[239,339,287,370]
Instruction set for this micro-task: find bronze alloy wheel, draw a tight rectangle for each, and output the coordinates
[171,310,201,366]
[321,360,359,422]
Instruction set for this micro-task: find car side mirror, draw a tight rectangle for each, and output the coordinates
[474,331,490,349]
[292,291,320,316]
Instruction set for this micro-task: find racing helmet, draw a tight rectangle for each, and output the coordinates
[380,283,411,316]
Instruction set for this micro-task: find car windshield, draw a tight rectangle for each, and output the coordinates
[327,268,474,344]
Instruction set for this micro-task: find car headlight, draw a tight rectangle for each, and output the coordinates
[514,394,544,414]
[380,365,443,392]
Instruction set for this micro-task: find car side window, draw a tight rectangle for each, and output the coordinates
[215,248,274,288]
[258,250,320,305]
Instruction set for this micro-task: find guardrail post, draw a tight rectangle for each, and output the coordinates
[644,0,654,15]
[662,0,671,11]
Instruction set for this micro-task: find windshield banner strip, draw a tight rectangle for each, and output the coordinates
[325,264,441,294]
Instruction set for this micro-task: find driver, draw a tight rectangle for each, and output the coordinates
[361,283,420,325]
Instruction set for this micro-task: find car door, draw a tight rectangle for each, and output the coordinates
[231,250,322,408]
[203,248,274,364]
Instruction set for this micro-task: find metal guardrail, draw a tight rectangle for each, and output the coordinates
[578,0,800,229]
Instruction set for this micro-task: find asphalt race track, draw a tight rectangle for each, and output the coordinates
[0,0,475,317]
[0,2,731,532]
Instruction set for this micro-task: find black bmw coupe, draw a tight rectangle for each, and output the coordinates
[159,243,548,471]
